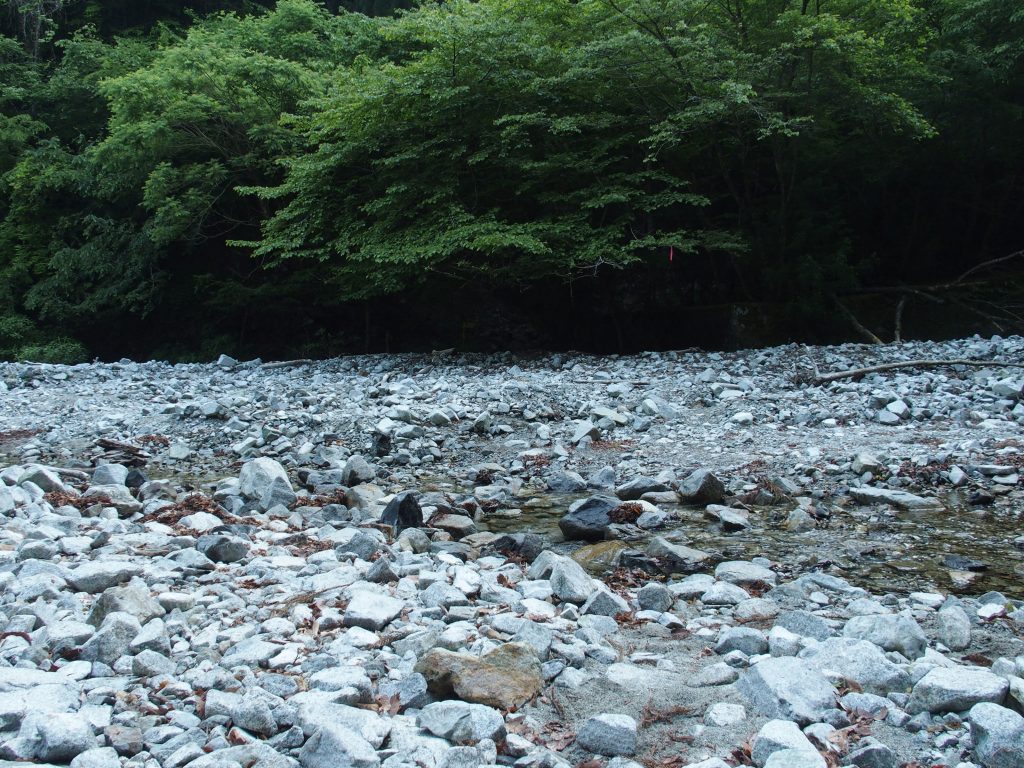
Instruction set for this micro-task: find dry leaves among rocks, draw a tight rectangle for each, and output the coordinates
[139,493,242,527]
[44,490,105,511]
[507,715,575,752]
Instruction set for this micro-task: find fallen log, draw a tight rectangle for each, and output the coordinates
[813,359,1024,384]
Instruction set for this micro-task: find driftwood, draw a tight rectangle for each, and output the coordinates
[813,359,1024,384]
[848,250,1024,341]
[94,438,150,468]
[830,294,884,345]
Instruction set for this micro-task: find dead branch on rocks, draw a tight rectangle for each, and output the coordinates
[811,358,1024,384]
[830,294,884,345]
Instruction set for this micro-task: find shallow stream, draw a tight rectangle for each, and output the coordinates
[472,490,1024,597]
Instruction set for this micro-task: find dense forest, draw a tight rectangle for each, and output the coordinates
[0,0,1021,361]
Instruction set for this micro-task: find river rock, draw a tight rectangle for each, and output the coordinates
[66,562,143,594]
[843,612,927,659]
[298,723,378,768]
[936,605,972,650]
[380,491,424,533]
[576,713,637,756]
[751,719,819,767]
[559,495,619,541]
[715,561,776,587]
[549,556,598,603]
[848,486,943,511]
[239,457,291,500]
[909,667,1008,713]
[677,469,725,504]
[343,591,404,631]
[416,701,506,744]
[616,477,669,501]
[799,638,909,695]
[415,642,542,709]
[737,657,837,725]
[969,702,1024,768]
[646,536,712,573]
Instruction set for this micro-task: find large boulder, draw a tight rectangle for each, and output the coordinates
[415,642,542,710]
[239,458,291,501]
[843,612,927,659]
[380,491,424,533]
[576,714,637,756]
[646,536,713,573]
[678,469,725,505]
[908,667,1008,714]
[970,702,1024,768]
[558,495,619,542]
[799,638,910,695]
[736,657,837,725]
[416,701,505,744]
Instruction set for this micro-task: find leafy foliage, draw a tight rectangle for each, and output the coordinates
[0,0,1020,359]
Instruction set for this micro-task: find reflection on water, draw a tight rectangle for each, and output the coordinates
[478,490,1024,597]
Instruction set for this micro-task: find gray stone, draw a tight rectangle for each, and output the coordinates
[705,504,751,530]
[677,469,725,504]
[34,713,96,762]
[66,562,143,594]
[87,579,165,626]
[843,612,927,659]
[909,667,1008,713]
[637,583,672,612]
[576,713,637,756]
[716,627,768,657]
[342,455,376,487]
[19,465,68,493]
[646,536,712,573]
[969,701,1024,768]
[848,486,943,511]
[83,484,141,515]
[416,701,505,744]
[343,590,404,630]
[239,457,291,501]
[751,719,818,767]
[937,605,972,651]
[92,464,129,486]
[615,477,669,501]
[197,534,249,563]
[132,649,175,677]
[692,662,739,687]
[845,739,897,768]
[378,673,429,711]
[70,747,121,768]
[701,581,750,606]
[775,610,836,641]
[549,557,597,604]
[380,491,424,533]
[260,476,297,512]
[581,588,629,617]
[547,470,587,494]
[763,749,825,768]
[798,638,909,695]
[336,531,383,561]
[80,612,141,664]
[559,495,619,542]
[737,657,837,725]
[703,703,746,727]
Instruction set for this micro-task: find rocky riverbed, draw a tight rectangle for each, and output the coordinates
[0,336,1022,768]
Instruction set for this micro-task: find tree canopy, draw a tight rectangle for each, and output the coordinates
[0,0,1021,360]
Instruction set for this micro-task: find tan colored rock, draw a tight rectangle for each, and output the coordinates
[415,642,542,710]
[572,540,628,572]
